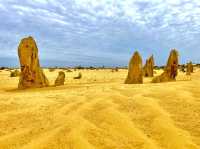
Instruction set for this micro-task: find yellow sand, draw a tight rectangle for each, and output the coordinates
[0,68,199,149]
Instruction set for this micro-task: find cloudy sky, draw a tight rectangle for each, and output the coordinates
[0,0,200,67]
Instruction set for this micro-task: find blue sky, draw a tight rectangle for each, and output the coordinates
[0,0,200,67]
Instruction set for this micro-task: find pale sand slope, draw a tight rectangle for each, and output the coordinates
[0,68,199,149]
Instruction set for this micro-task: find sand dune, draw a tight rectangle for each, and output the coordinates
[0,69,199,149]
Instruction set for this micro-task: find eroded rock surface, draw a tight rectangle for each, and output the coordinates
[55,71,65,86]
[186,61,193,75]
[152,49,179,83]
[143,55,154,77]
[125,51,143,84]
[18,36,49,89]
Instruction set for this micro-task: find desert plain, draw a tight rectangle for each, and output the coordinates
[0,68,199,149]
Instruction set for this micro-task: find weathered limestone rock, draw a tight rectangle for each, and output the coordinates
[10,70,20,77]
[74,72,82,79]
[152,49,179,83]
[125,51,143,84]
[111,67,119,72]
[18,36,49,89]
[65,69,72,72]
[143,55,154,77]
[49,68,56,72]
[186,61,193,75]
[55,71,65,86]
[180,65,186,73]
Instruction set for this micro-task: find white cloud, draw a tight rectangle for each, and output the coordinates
[0,3,7,11]
[32,0,49,4]
[72,0,200,30]
[11,4,68,25]
[2,0,200,34]
[166,0,182,5]
[0,0,200,66]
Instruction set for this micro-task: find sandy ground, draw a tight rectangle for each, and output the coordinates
[0,68,199,149]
